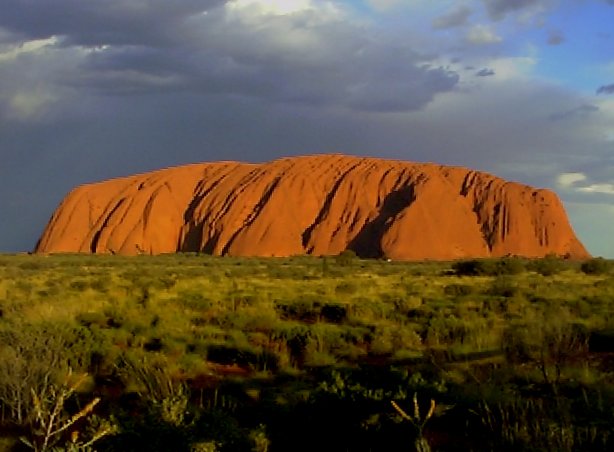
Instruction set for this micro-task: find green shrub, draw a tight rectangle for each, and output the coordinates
[443,284,474,297]
[334,249,358,266]
[335,282,358,295]
[321,303,348,323]
[494,258,526,275]
[528,256,566,276]
[452,258,526,276]
[488,276,520,298]
[580,258,612,275]
[206,344,276,370]
[0,324,82,425]
[76,312,109,328]
[452,259,494,276]
[275,296,326,322]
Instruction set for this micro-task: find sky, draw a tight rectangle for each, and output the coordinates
[0,0,613,256]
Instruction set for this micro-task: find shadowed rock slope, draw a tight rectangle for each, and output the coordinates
[35,155,589,259]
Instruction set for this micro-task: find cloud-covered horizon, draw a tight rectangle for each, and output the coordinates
[1,0,613,257]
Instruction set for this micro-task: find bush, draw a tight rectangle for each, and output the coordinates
[502,316,589,389]
[443,284,474,297]
[580,258,612,275]
[275,297,321,322]
[452,259,494,276]
[488,276,520,298]
[199,341,278,371]
[494,258,526,275]
[335,250,358,266]
[452,258,525,277]
[588,329,614,353]
[0,324,91,426]
[528,256,565,276]
[335,282,358,295]
[76,312,109,328]
[321,303,348,323]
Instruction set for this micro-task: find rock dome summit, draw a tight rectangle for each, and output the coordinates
[35,154,589,260]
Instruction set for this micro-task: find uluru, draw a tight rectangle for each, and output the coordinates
[35,154,589,260]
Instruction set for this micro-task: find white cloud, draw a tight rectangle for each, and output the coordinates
[0,36,59,63]
[0,36,67,121]
[482,56,536,79]
[227,0,315,16]
[557,172,587,188]
[557,173,614,197]
[223,0,347,41]
[597,97,614,116]
[5,88,57,120]
[578,183,614,195]
[466,24,502,44]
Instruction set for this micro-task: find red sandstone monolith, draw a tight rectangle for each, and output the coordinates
[35,155,590,259]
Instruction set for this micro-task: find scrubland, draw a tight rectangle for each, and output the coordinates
[0,253,613,451]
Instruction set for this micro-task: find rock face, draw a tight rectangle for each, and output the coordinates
[35,154,590,259]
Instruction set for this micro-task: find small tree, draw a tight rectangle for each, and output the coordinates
[502,312,589,395]
[0,327,67,425]
[21,369,116,452]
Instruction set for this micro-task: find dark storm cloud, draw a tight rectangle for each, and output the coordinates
[475,68,495,76]
[597,84,614,94]
[0,27,19,44]
[0,0,224,46]
[432,6,472,29]
[482,0,544,20]
[548,104,599,121]
[0,0,463,118]
[26,3,460,113]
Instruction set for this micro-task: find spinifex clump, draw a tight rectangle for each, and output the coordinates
[391,393,436,452]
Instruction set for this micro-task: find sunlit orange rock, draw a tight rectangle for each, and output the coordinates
[35,154,589,259]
